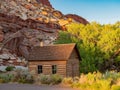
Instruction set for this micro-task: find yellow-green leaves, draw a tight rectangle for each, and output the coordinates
[55,22,120,73]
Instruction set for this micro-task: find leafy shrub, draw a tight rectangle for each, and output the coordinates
[102,71,120,85]
[102,71,120,80]
[38,74,62,85]
[111,85,120,90]
[96,79,111,90]
[38,74,51,84]
[62,77,73,85]
[0,74,14,83]
[0,78,3,83]
[51,74,62,84]
[0,69,34,84]
[71,82,81,88]
[14,69,34,84]
[5,66,15,71]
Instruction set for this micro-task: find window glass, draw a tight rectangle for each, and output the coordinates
[38,65,42,74]
[52,65,57,74]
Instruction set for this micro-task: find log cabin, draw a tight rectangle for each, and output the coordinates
[27,43,80,77]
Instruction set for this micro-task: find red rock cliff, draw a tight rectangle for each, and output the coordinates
[37,0,53,8]
[65,14,89,25]
[39,0,89,24]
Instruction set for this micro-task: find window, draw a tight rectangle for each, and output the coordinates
[38,65,42,74]
[52,65,57,74]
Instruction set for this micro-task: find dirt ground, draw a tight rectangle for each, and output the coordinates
[0,84,80,90]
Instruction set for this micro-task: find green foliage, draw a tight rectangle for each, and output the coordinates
[54,31,73,44]
[55,22,120,73]
[5,66,15,71]
[38,74,62,85]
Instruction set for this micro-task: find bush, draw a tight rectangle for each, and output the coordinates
[0,74,14,83]
[51,74,62,84]
[5,66,15,71]
[111,85,120,90]
[62,71,120,90]
[102,71,120,80]
[62,77,73,85]
[38,74,51,84]
[0,78,3,83]
[0,69,34,84]
[38,74,62,85]
[14,69,34,84]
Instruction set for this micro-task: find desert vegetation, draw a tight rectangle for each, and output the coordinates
[62,71,120,90]
[36,74,62,85]
[1,69,120,90]
[0,68,62,85]
[0,69,34,84]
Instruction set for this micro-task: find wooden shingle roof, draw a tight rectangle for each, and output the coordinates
[27,43,77,60]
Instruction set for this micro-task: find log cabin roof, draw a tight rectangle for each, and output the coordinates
[27,43,80,60]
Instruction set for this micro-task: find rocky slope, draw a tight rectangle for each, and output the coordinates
[0,0,89,67]
[37,0,53,8]
[65,14,89,25]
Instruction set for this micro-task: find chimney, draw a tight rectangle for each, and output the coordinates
[27,0,31,2]
[40,41,44,47]
[39,38,44,47]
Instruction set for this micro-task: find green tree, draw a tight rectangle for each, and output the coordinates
[55,22,120,73]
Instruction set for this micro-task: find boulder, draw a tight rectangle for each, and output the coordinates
[8,60,13,63]
[52,11,63,18]
[0,66,7,71]
[0,54,10,59]
[17,57,22,62]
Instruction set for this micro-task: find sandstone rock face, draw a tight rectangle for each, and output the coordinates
[37,0,89,25]
[38,0,53,8]
[0,13,58,57]
[65,14,89,25]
